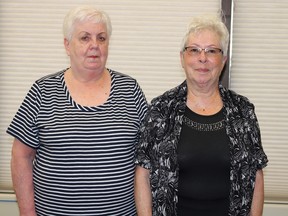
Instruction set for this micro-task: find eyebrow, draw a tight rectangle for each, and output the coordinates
[79,31,107,35]
[188,43,219,47]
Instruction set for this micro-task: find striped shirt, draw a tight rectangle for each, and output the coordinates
[7,68,148,216]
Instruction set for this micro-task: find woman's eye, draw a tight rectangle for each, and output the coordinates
[207,49,217,54]
[81,36,90,41]
[98,36,106,42]
[191,48,199,53]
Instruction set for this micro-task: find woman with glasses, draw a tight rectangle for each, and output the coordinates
[134,14,268,216]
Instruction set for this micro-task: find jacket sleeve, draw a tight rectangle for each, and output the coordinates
[135,99,165,170]
[247,104,268,170]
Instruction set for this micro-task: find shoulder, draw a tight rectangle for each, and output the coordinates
[148,81,187,120]
[220,85,256,120]
[151,81,187,107]
[35,69,66,86]
[23,70,66,98]
[220,85,254,108]
[109,68,137,84]
[108,69,146,101]
[108,69,147,105]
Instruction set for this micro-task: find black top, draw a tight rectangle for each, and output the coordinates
[177,106,230,216]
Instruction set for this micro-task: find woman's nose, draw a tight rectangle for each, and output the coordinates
[199,50,208,62]
[90,38,99,48]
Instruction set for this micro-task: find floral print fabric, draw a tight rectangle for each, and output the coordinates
[135,81,268,216]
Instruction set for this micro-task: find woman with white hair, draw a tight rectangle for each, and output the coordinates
[135,14,268,216]
[8,5,147,215]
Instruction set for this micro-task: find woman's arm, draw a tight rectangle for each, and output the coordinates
[134,165,152,216]
[11,138,37,216]
[251,169,265,216]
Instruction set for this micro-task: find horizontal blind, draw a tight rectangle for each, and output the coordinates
[230,0,288,202]
[0,0,220,191]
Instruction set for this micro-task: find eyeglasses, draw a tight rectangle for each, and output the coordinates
[184,46,223,57]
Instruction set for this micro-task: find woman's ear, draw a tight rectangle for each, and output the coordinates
[222,55,228,64]
[180,51,184,68]
[64,38,70,56]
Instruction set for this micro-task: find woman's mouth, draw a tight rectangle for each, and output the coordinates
[196,68,209,73]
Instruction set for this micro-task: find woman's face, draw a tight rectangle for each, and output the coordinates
[180,29,227,88]
[64,21,109,73]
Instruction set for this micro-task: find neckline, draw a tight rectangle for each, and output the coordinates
[60,69,114,111]
[184,105,224,124]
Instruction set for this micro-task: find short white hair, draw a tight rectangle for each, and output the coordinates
[181,14,229,56]
[63,5,112,41]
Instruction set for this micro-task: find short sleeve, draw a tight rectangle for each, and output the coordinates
[133,81,148,124]
[249,106,268,170]
[135,105,155,170]
[6,82,41,149]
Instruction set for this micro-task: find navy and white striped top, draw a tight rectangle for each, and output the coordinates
[7,68,148,216]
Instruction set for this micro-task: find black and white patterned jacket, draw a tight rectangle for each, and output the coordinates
[135,81,268,216]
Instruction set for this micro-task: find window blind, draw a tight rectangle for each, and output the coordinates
[230,0,288,202]
[0,0,220,191]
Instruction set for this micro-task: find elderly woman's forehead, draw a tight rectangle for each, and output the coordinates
[73,20,107,29]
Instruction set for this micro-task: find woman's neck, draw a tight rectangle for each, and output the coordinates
[64,68,111,107]
[67,67,108,84]
[186,85,223,115]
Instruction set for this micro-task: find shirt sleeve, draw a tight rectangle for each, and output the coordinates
[133,81,148,124]
[6,82,41,149]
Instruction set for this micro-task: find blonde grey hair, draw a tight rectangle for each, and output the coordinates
[63,5,112,41]
[181,14,229,56]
